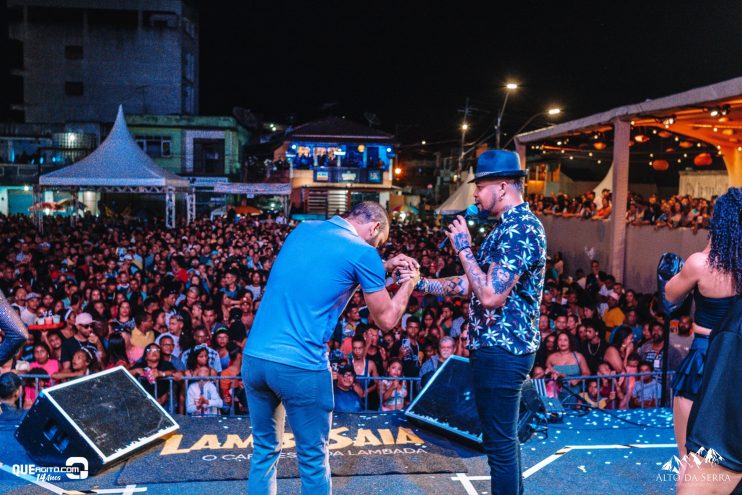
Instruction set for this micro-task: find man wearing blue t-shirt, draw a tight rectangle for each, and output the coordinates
[242,202,419,495]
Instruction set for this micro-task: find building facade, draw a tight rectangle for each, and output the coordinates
[126,114,248,178]
[0,121,99,215]
[126,114,250,213]
[7,0,199,123]
[0,113,249,216]
[268,117,396,216]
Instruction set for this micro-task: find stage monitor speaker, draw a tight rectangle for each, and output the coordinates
[405,355,546,445]
[15,366,179,474]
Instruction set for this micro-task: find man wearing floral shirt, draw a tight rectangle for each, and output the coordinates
[415,150,546,495]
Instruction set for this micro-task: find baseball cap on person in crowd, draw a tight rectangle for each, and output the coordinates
[75,313,94,326]
[25,292,41,301]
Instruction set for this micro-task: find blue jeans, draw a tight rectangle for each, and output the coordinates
[470,346,535,495]
[242,356,334,495]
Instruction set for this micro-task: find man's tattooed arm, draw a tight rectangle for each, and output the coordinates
[458,247,520,308]
[416,276,470,297]
[489,262,518,295]
[460,247,487,293]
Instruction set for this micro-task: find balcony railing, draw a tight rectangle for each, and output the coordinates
[312,167,386,185]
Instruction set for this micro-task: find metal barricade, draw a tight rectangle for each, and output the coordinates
[355,375,421,413]
[154,375,246,416]
[534,371,677,410]
[14,372,56,409]
[16,370,673,415]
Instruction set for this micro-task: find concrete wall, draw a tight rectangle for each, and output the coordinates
[8,0,198,123]
[537,215,708,294]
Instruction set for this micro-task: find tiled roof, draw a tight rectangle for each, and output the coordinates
[288,116,393,142]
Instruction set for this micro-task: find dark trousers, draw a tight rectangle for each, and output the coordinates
[470,346,535,495]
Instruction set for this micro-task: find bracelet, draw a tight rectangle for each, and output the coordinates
[456,244,472,255]
[415,277,428,292]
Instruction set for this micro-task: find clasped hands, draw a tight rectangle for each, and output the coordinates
[384,253,421,285]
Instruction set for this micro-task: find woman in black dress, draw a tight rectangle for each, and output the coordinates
[665,188,741,494]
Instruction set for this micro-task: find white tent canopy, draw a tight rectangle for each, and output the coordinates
[38,105,193,228]
[592,163,614,202]
[435,168,475,215]
[40,105,189,189]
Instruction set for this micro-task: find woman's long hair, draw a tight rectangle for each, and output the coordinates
[106,332,129,367]
[186,346,209,372]
[708,187,741,294]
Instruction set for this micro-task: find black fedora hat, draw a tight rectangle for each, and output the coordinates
[469,150,526,183]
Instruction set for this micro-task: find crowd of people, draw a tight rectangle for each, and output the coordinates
[530,189,717,233]
[0,208,692,415]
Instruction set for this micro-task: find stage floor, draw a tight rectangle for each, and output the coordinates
[0,408,680,495]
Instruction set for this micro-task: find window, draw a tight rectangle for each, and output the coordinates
[135,136,172,158]
[184,85,195,114]
[64,45,83,60]
[144,11,178,29]
[294,145,313,169]
[182,18,196,38]
[345,145,364,167]
[192,139,225,175]
[64,81,83,96]
[184,52,195,82]
[366,146,382,168]
[28,6,83,24]
[88,9,137,28]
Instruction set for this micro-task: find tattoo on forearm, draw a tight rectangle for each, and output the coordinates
[426,276,468,296]
[490,263,516,294]
[461,248,487,291]
[451,232,470,252]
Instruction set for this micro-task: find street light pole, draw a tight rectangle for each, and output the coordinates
[503,108,561,149]
[458,97,470,175]
[495,83,518,149]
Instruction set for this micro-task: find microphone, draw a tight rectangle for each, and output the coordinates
[438,204,480,250]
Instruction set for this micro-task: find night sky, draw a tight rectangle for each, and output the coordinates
[3,1,741,146]
[198,1,742,144]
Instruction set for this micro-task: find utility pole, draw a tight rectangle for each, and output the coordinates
[496,83,518,149]
[458,97,470,175]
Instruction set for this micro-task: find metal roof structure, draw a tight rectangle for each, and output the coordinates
[512,76,742,283]
[287,116,394,142]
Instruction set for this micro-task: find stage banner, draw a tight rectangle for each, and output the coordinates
[213,183,291,195]
[116,413,471,484]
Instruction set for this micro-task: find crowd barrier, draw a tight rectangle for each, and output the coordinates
[532,371,677,409]
[13,372,422,416]
[13,370,674,414]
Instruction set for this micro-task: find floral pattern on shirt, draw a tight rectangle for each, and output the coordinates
[469,202,546,355]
